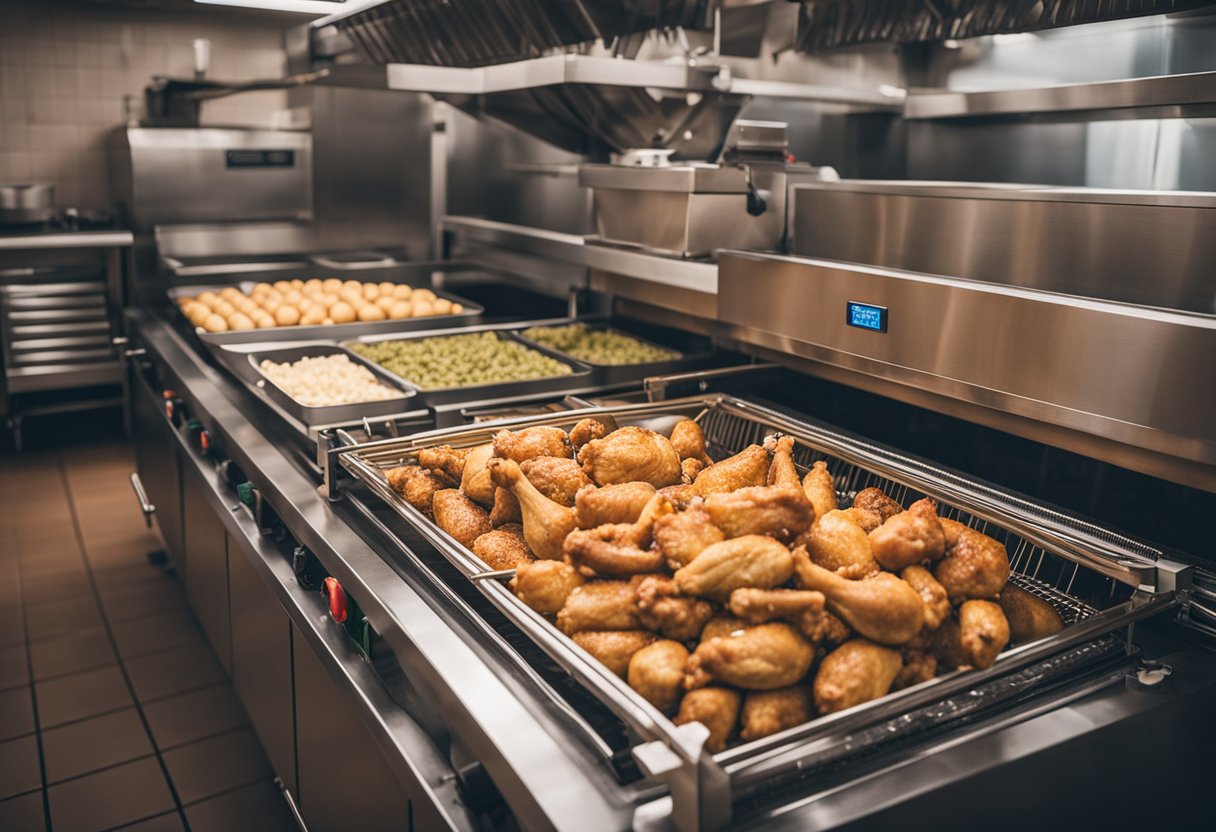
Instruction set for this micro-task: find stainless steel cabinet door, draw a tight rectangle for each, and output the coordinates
[181,468,231,673]
[228,534,296,797]
[130,368,183,566]
[293,628,411,832]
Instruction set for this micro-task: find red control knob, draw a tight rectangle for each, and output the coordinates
[323,577,348,623]
[199,430,210,452]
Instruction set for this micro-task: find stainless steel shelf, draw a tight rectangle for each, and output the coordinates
[0,230,134,250]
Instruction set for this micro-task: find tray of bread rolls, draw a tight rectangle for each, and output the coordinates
[335,393,1171,778]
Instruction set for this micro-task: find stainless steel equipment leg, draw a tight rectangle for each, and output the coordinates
[633,723,732,832]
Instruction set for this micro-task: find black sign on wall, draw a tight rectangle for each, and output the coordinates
[225,149,295,168]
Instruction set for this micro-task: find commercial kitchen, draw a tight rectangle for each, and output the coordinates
[1,0,1214,830]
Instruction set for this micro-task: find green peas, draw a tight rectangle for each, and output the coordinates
[349,332,573,390]
[521,324,680,366]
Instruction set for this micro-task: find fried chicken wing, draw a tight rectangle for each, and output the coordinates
[728,588,826,625]
[797,609,852,648]
[900,564,951,630]
[740,686,814,741]
[692,444,769,497]
[627,640,689,712]
[509,560,584,615]
[556,580,641,634]
[658,483,694,510]
[681,458,705,484]
[634,575,716,642]
[520,456,592,507]
[670,419,712,466]
[459,443,496,506]
[653,503,725,569]
[571,630,656,678]
[575,481,656,528]
[471,526,533,571]
[675,688,740,753]
[935,519,1011,602]
[869,498,946,571]
[386,465,446,517]
[958,599,1010,670]
[852,488,903,524]
[488,458,577,560]
[802,461,839,519]
[432,489,491,548]
[929,617,967,671]
[569,417,607,452]
[700,615,750,641]
[686,622,814,691]
[803,510,879,579]
[674,536,794,602]
[493,426,573,462]
[579,426,682,488]
[417,445,468,484]
[704,485,814,541]
[813,639,902,715]
[794,555,924,645]
[765,435,802,490]
[894,648,937,690]
[998,585,1064,644]
[563,495,667,577]
[489,486,522,526]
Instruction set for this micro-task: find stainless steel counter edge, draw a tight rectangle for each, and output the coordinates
[0,230,134,249]
[132,312,636,831]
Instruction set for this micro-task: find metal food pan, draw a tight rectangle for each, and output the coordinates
[340,329,595,408]
[167,281,484,348]
[245,343,418,427]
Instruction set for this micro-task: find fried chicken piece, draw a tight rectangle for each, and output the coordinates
[459,443,496,506]
[509,560,583,615]
[520,456,592,507]
[765,435,801,490]
[489,486,522,526]
[958,599,1010,670]
[740,686,813,741]
[670,419,712,466]
[556,580,641,635]
[417,445,468,484]
[569,417,607,452]
[802,461,839,519]
[627,640,689,712]
[929,617,967,671]
[900,564,951,630]
[935,519,1011,603]
[488,458,576,560]
[851,488,903,525]
[803,510,879,579]
[998,585,1064,644]
[432,489,491,549]
[675,688,740,753]
[386,465,445,517]
[728,588,826,625]
[894,648,937,690]
[653,503,725,569]
[869,497,946,571]
[572,630,656,678]
[794,554,924,646]
[801,609,852,648]
[686,622,814,691]
[704,485,814,541]
[681,458,705,484]
[674,536,794,602]
[700,615,749,641]
[563,495,667,577]
[813,639,902,715]
[692,444,769,497]
[471,526,533,570]
[574,481,656,528]
[633,576,716,642]
[658,483,694,510]
[579,426,682,488]
[493,426,573,462]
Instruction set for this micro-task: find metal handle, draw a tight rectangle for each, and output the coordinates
[129,472,155,526]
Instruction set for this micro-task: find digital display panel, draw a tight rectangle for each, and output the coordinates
[225,149,295,168]
[846,301,887,332]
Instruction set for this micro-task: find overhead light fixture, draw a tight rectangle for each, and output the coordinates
[193,0,361,16]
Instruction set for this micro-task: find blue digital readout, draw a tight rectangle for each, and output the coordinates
[846,301,887,332]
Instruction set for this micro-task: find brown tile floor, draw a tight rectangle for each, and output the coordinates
[0,442,299,832]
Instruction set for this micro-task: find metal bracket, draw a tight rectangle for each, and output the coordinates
[317,428,357,501]
[643,362,779,402]
[632,723,732,832]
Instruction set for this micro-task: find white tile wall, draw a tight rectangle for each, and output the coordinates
[0,0,292,211]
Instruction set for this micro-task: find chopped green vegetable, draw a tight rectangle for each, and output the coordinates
[521,324,680,366]
[350,332,573,390]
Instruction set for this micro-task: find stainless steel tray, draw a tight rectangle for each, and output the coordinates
[167,281,484,347]
[245,343,418,427]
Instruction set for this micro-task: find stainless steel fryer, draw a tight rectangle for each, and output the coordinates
[332,393,1191,830]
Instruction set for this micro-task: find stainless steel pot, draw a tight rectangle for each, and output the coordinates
[0,183,55,225]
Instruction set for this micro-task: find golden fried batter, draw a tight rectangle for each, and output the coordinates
[803,510,879,579]
[900,564,951,630]
[489,486,522,526]
[998,584,1064,644]
[675,688,740,753]
[509,559,584,615]
[929,617,967,671]
[627,640,689,712]
[432,489,491,549]
[869,497,946,571]
[520,456,592,507]
[686,622,814,691]
[794,554,924,646]
[653,503,725,569]
[569,417,607,452]
[633,575,716,642]
[894,648,937,690]
[459,443,496,506]
[658,483,694,510]
[417,445,468,484]
[563,496,667,577]
[571,630,656,678]
[556,580,641,634]
[670,419,712,465]
[795,609,852,648]
[692,444,769,497]
[471,526,533,571]
[813,639,902,715]
[579,426,682,488]
[935,518,1011,602]
[574,481,656,528]
[728,588,826,625]
[386,465,445,517]
[851,488,903,525]
[765,435,802,490]
[493,426,573,462]
[802,460,839,519]
[700,615,749,641]
[704,485,814,541]
[488,458,576,560]
[740,686,813,742]
[958,599,1010,670]
[674,536,794,602]
[681,458,705,484]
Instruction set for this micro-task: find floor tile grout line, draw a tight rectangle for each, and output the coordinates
[28,633,208,687]
[56,450,195,832]
[154,722,253,755]
[37,703,136,735]
[178,776,284,810]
